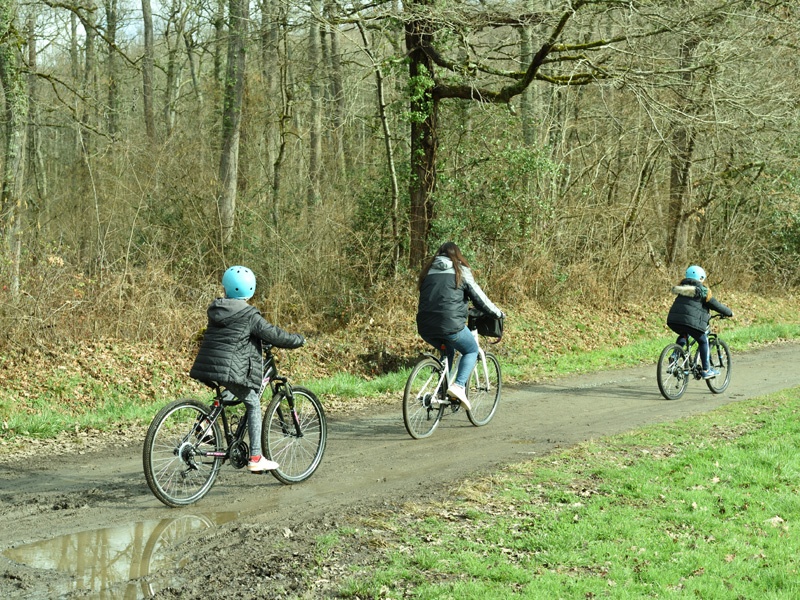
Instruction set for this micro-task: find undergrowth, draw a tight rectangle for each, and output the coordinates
[1,290,799,446]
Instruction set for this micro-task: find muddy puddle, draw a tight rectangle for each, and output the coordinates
[2,511,238,598]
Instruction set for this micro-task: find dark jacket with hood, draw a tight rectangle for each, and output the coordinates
[190,298,304,390]
[416,256,502,339]
[667,278,733,335]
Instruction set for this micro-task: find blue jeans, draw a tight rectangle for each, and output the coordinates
[223,382,263,457]
[422,326,478,387]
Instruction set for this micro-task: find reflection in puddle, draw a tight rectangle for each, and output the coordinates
[3,512,238,598]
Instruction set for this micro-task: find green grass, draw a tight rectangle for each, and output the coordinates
[497,321,800,382]
[312,370,409,398]
[327,388,800,598]
[2,317,800,443]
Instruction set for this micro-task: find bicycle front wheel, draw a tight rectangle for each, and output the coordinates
[263,386,327,484]
[466,352,501,426]
[403,357,445,439]
[143,398,223,507]
[657,344,689,400]
[706,338,732,394]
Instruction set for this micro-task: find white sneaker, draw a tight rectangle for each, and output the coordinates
[247,456,279,472]
[447,384,471,412]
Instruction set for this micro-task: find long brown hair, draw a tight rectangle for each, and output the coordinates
[417,242,470,290]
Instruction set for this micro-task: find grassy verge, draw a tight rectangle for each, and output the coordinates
[2,292,800,444]
[323,388,800,598]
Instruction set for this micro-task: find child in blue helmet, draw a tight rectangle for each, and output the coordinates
[666,265,733,379]
[190,266,305,472]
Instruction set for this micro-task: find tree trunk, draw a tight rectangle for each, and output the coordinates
[217,0,248,247]
[0,0,28,297]
[79,1,97,155]
[163,0,189,137]
[307,0,323,206]
[70,12,80,155]
[519,20,535,147]
[665,37,700,268]
[27,9,46,216]
[213,0,225,87]
[104,0,119,137]
[357,20,401,275]
[184,32,203,105]
[406,2,437,267]
[326,1,348,177]
[141,0,156,142]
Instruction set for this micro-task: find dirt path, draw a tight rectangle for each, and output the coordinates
[2,342,799,599]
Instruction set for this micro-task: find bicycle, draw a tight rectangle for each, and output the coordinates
[143,345,327,507]
[403,314,502,439]
[656,314,732,400]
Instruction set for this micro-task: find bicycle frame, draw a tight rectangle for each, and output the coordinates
[191,350,304,462]
[421,332,492,403]
[675,324,721,380]
[403,325,502,439]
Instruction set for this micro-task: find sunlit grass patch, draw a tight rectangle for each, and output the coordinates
[330,388,800,598]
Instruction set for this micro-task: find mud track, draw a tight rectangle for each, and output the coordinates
[2,343,799,599]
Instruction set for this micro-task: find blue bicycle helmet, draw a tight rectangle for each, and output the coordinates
[222,266,256,299]
[685,265,707,282]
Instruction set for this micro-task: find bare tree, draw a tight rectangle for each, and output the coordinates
[141,0,156,142]
[326,0,348,177]
[103,0,119,137]
[357,18,401,274]
[217,0,248,248]
[26,7,47,216]
[0,0,28,296]
[307,0,323,206]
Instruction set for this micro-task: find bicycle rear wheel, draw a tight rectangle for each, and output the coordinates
[143,398,223,507]
[657,344,689,400]
[466,352,501,426]
[263,386,327,484]
[403,357,445,439]
[706,338,731,394]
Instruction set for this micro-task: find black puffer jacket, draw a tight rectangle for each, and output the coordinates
[416,256,502,339]
[190,298,304,390]
[667,278,733,333]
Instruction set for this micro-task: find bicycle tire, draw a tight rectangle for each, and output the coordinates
[657,343,689,400]
[263,386,327,484]
[706,338,732,394]
[402,357,445,439]
[143,398,223,507]
[466,352,501,426]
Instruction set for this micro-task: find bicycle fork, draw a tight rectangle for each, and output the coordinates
[273,381,304,438]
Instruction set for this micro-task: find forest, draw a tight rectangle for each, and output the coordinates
[1,0,799,351]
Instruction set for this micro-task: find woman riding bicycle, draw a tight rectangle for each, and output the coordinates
[416,242,504,412]
[667,265,734,379]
